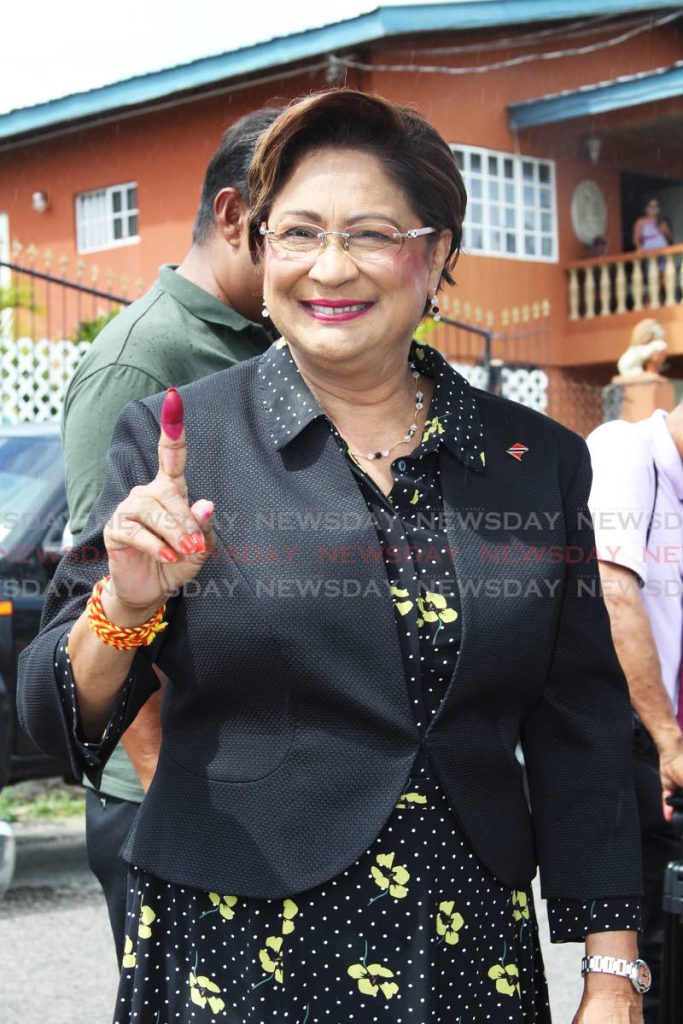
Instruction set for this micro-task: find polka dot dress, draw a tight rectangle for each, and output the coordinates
[55,340,638,1024]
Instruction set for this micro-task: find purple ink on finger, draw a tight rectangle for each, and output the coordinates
[161,387,184,440]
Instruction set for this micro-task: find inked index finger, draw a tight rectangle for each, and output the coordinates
[158,387,187,481]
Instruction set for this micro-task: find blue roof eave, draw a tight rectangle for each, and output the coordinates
[0,1,675,143]
[509,60,683,130]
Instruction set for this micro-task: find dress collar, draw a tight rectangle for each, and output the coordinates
[258,339,486,474]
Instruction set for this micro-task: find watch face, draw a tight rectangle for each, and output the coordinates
[634,960,652,993]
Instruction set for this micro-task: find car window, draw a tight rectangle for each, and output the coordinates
[0,435,64,548]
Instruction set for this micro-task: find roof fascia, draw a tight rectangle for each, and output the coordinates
[509,61,683,129]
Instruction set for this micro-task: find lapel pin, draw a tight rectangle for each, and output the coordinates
[506,442,529,461]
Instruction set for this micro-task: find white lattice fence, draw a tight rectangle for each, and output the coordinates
[1,337,90,423]
[451,362,549,413]
[450,362,489,390]
[500,367,549,413]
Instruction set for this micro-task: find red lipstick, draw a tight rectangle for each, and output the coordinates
[300,299,375,323]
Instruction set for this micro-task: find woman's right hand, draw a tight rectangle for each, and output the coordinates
[102,387,216,619]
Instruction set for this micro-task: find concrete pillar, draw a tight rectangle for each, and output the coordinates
[609,373,676,422]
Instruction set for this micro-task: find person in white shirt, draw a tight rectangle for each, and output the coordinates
[587,403,683,1024]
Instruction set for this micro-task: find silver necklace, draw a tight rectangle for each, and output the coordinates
[349,364,425,461]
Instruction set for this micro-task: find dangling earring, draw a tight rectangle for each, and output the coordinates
[430,294,441,322]
[262,298,269,319]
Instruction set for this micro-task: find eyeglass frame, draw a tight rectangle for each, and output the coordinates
[259,222,439,260]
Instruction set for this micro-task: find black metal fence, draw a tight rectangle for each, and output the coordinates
[437,314,492,379]
[434,303,616,438]
[0,259,131,343]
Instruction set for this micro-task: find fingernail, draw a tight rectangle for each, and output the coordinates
[196,500,214,522]
[179,534,195,554]
[161,387,184,440]
[191,531,205,553]
[160,545,178,563]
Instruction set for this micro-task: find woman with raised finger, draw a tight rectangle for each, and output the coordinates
[19,90,645,1024]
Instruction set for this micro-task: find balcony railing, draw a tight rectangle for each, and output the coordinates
[566,243,683,321]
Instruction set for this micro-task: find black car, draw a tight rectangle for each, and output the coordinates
[0,422,72,789]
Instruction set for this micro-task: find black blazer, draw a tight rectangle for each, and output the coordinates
[18,354,641,901]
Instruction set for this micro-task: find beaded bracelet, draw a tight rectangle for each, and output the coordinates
[86,576,168,650]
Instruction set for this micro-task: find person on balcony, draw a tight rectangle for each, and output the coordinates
[633,198,672,253]
[633,198,673,265]
[20,89,645,1024]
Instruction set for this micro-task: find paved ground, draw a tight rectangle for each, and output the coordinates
[0,819,118,1024]
[0,817,583,1023]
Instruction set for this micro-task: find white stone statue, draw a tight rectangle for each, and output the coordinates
[616,319,668,377]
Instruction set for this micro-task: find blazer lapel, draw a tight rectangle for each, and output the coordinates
[430,443,565,732]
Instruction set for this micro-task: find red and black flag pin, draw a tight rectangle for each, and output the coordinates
[506,442,529,462]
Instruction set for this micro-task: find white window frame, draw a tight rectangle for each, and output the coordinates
[451,144,558,263]
[75,182,140,254]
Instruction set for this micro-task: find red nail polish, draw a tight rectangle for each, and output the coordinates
[160,545,178,563]
[179,534,195,554]
[191,532,205,552]
[161,387,184,440]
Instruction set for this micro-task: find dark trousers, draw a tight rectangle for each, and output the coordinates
[633,726,680,1024]
[85,788,140,966]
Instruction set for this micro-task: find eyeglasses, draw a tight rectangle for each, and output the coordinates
[259,222,438,262]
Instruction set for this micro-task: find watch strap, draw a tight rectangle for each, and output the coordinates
[581,955,632,979]
[581,955,651,994]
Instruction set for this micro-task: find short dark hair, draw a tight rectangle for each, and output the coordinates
[192,106,283,245]
[247,89,467,288]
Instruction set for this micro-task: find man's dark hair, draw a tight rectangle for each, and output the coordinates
[192,107,283,245]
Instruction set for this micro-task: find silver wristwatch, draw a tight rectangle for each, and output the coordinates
[581,955,652,994]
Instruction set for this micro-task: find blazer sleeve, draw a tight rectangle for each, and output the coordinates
[17,399,169,777]
[521,438,642,902]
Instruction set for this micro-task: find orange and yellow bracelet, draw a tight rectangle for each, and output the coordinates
[86,576,168,650]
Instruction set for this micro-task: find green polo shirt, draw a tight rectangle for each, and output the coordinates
[62,264,270,803]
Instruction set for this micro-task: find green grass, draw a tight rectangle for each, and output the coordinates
[0,781,85,824]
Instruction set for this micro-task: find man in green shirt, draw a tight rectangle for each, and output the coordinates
[62,107,280,963]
